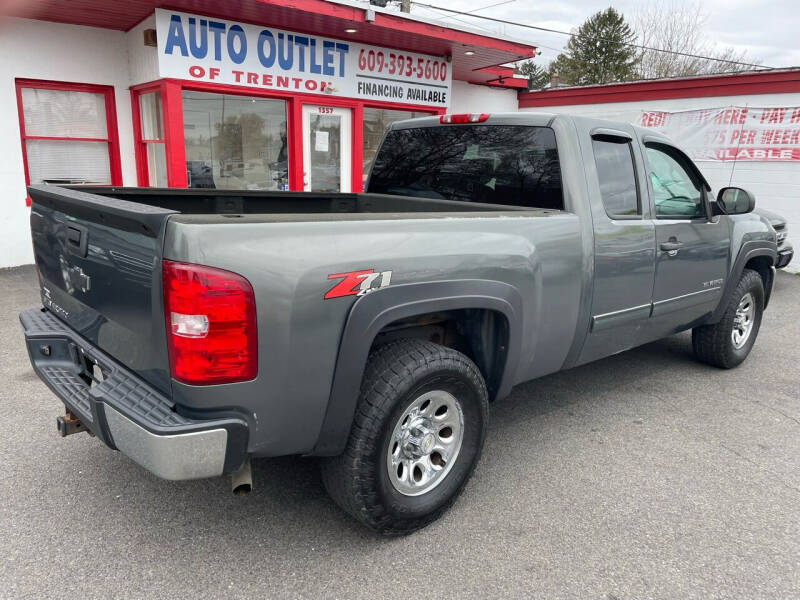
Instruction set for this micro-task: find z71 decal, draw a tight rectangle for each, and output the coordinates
[325,269,393,299]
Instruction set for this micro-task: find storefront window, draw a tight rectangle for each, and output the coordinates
[362,108,428,186]
[182,91,288,190]
[18,84,118,185]
[138,92,167,187]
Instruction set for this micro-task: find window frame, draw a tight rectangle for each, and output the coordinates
[180,89,292,192]
[134,90,167,187]
[15,79,122,201]
[591,133,642,220]
[644,141,710,221]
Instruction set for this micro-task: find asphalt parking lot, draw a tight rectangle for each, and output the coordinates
[1,265,799,599]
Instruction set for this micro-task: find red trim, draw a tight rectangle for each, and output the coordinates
[15,82,29,192]
[476,66,517,77]
[519,69,800,108]
[104,85,123,185]
[5,0,535,60]
[131,77,442,193]
[288,97,303,191]
[352,103,364,193]
[23,135,111,142]
[131,88,148,186]
[162,80,188,187]
[15,78,122,202]
[131,81,165,187]
[484,78,528,90]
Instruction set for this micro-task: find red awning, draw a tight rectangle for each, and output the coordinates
[2,0,536,87]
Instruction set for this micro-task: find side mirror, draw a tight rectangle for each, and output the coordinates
[715,187,755,215]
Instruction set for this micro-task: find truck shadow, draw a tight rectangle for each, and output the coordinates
[104,330,702,547]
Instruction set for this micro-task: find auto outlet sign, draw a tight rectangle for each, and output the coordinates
[155,9,453,107]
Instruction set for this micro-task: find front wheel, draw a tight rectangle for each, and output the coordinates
[692,268,765,369]
[321,339,488,535]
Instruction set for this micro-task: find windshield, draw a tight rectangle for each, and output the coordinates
[366,125,564,210]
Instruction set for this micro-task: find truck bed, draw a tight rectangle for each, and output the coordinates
[27,184,566,400]
[63,186,535,217]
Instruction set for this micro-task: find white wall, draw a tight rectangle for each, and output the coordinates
[127,15,159,86]
[521,94,800,271]
[0,18,138,268]
[450,80,518,113]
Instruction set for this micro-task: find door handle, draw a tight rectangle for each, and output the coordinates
[65,224,89,258]
[660,239,683,256]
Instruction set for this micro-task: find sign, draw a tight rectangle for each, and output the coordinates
[640,106,800,162]
[155,9,452,107]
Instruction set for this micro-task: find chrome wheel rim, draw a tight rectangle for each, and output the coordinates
[732,292,755,349]
[387,390,464,497]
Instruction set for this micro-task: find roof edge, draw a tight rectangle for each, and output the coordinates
[519,68,800,108]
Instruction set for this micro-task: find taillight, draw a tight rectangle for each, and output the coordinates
[439,113,490,124]
[162,260,257,385]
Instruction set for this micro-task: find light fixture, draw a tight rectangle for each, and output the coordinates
[464,50,475,56]
[345,28,357,33]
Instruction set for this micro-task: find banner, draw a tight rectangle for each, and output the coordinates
[155,9,452,108]
[640,106,800,161]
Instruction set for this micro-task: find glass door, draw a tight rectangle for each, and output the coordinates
[302,105,352,192]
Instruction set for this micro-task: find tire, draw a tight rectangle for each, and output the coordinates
[321,339,489,535]
[692,268,764,369]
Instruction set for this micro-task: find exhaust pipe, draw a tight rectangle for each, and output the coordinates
[231,456,252,495]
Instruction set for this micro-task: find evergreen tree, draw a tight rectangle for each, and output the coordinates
[552,8,639,86]
[517,60,551,90]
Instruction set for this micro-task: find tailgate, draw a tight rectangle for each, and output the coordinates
[28,185,177,394]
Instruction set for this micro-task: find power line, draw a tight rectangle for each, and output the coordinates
[435,0,517,20]
[413,4,497,33]
[410,1,771,70]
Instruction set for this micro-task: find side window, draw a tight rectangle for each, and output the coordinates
[592,138,639,217]
[645,144,705,218]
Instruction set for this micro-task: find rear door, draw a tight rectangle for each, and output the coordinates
[643,142,729,334]
[29,185,176,393]
[577,128,657,364]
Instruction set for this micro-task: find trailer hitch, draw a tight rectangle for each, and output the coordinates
[56,410,92,437]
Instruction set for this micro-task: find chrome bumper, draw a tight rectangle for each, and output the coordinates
[20,307,247,480]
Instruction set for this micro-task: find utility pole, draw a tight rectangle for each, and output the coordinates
[400,0,411,12]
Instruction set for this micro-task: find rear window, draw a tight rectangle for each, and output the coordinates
[366,125,564,210]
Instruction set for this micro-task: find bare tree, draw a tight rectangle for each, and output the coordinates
[634,0,761,79]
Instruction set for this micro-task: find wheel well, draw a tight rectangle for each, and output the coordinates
[744,255,774,308]
[370,309,510,400]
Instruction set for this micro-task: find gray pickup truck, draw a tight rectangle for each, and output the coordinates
[21,113,778,534]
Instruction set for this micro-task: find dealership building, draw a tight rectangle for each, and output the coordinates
[0,0,530,268]
[1,1,799,271]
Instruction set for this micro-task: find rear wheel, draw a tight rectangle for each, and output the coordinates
[692,268,764,368]
[321,339,488,535]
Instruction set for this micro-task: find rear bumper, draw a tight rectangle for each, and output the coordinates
[20,307,248,480]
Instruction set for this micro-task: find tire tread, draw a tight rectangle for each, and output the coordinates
[321,339,488,535]
[692,268,764,369]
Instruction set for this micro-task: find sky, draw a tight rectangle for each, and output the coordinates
[404,0,800,70]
